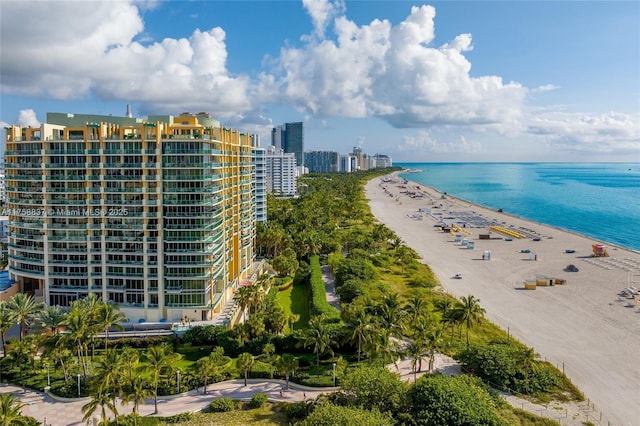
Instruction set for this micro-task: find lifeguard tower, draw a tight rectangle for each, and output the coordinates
[591,244,609,257]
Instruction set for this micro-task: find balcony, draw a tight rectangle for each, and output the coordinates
[10,265,45,275]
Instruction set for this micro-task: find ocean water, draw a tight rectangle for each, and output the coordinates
[397,163,640,252]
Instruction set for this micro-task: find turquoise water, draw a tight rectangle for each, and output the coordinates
[397,163,640,252]
[0,270,15,291]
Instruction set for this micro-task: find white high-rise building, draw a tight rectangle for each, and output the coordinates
[265,146,296,197]
[252,136,267,223]
[0,171,6,205]
[339,154,358,173]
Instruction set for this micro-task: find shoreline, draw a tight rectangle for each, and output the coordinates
[396,168,640,254]
[403,177,640,256]
[366,172,640,426]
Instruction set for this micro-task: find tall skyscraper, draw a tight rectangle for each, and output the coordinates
[4,112,255,323]
[271,125,284,151]
[271,122,304,168]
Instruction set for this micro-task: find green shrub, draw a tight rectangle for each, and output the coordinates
[407,273,436,288]
[309,255,341,320]
[407,375,506,426]
[458,343,563,396]
[333,256,377,287]
[336,278,367,303]
[284,401,311,420]
[248,392,268,408]
[161,413,193,423]
[208,397,236,412]
[22,417,40,426]
[299,404,394,426]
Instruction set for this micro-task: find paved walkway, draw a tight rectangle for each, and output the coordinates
[7,354,594,426]
[321,264,341,311]
[7,356,451,425]
[6,379,334,425]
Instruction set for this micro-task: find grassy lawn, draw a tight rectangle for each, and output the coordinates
[275,281,310,332]
[496,406,562,426]
[136,403,288,425]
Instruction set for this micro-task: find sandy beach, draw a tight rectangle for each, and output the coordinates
[366,172,640,426]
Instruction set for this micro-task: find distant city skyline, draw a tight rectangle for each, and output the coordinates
[1,0,638,162]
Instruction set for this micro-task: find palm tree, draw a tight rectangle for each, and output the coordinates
[341,305,372,362]
[0,393,28,426]
[62,302,91,375]
[395,244,415,273]
[145,344,179,414]
[0,301,15,356]
[371,328,400,369]
[121,375,153,424]
[403,292,430,325]
[36,305,66,336]
[426,328,444,373]
[235,286,253,322]
[247,284,265,315]
[378,293,405,338]
[80,294,104,359]
[275,354,299,389]
[304,315,335,367]
[256,273,274,293]
[372,223,394,246]
[454,295,486,346]
[7,293,43,341]
[405,340,427,382]
[443,308,462,343]
[112,346,140,387]
[42,336,72,382]
[434,298,454,319]
[92,349,126,404]
[261,343,276,361]
[4,335,40,392]
[287,313,300,333]
[197,347,231,394]
[82,388,118,426]
[435,298,457,342]
[389,236,403,250]
[95,303,126,350]
[237,352,255,386]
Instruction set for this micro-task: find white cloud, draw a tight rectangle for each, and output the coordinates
[527,111,640,154]
[532,84,559,93]
[0,1,251,118]
[0,109,42,129]
[398,130,482,154]
[263,3,527,131]
[302,0,346,38]
[1,0,635,161]
[17,109,41,127]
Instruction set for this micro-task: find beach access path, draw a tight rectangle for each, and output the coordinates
[6,356,460,426]
[366,173,640,426]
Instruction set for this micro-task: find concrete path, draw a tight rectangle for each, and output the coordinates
[321,264,341,311]
[7,356,449,425]
[7,354,592,425]
[6,379,334,425]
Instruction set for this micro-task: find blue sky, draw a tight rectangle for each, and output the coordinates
[1,0,638,162]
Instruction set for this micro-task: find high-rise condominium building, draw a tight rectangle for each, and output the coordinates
[265,146,297,197]
[251,135,267,223]
[4,112,255,322]
[0,170,6,205]
[304,150,339,173]
[339,154,358,173]
[271,122,304,168]
[373,153,393,169]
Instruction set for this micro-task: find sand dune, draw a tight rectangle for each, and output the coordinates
[366,173,640,426]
